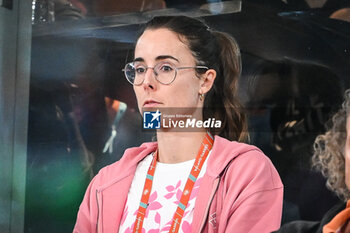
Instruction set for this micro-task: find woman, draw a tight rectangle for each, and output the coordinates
[277,89,350,233]
[312,89,350,233]
[74,16,283,233]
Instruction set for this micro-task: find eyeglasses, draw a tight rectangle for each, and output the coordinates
[123,61,209,85]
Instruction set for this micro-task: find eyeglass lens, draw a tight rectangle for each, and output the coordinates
[124,62,176,85]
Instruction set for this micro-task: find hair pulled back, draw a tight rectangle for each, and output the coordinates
[137,16,248,142]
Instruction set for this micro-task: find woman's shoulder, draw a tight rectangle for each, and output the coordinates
[275,202,346,233]
[210,135,283,191]
[224,148,282,189]
[208,136,266,173]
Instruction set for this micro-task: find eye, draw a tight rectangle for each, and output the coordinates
[159,64,174,72]
[135,66,146,74]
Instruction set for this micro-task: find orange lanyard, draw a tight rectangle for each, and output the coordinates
[132,132,214,233]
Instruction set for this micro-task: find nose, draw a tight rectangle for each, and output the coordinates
[142,67,157,90]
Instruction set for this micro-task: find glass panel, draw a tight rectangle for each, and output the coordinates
[25,0,350,232]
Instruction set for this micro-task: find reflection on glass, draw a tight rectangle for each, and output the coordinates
[26,0,350,232]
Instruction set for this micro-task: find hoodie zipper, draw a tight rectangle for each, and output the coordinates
[96,190,103,233]
[198,177,220,232]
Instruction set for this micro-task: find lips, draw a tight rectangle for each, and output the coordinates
[143,99,162,108]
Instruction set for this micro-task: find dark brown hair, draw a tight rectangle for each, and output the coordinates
[137,16,248,142]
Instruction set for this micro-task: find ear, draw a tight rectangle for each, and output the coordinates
[199,69,216,95]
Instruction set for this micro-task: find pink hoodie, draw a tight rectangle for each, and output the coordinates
[74,136,283,233]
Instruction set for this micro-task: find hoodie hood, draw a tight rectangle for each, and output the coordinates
[97,135,262,191]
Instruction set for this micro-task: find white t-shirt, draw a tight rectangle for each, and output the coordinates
[118,152,210,233]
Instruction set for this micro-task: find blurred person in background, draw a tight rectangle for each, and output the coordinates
[277,89,350,233]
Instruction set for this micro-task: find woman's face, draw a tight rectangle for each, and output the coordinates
[345,115,350,189]
[133,28,205,114]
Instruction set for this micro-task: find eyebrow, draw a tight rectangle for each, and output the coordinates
[133,55,179,63]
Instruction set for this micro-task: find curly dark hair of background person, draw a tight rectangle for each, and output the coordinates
[312,89,350,200]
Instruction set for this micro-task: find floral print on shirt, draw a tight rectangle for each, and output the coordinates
[121,177,202,233]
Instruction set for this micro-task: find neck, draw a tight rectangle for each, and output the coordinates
[156,130,207,164]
